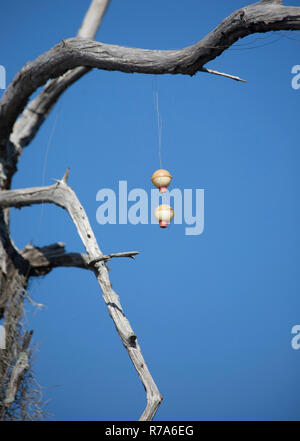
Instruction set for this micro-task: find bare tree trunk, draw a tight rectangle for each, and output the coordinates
[0,0,112,421]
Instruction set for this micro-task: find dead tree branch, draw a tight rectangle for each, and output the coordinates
[0,173,162,421]
[20,243,90,276]
[89,251,139,265]
[3,330,33,408]
[9,0,111,152]
[1,0,300,144]
[77,0,111,38]
[20,243,138,275]
[1,0,300,421]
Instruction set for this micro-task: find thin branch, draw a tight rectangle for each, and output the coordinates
[0,173,162,421]
[20,243,91,276]
[200,67,247,82]
[77,0,111,38]
[8,0,111,176]
[1,1,300,144]
[89,251,139,265]
[20,243,138,275]
[60,167,70,184]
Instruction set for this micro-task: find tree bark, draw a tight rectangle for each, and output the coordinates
[0,173,163,421]
[0,0,111,421]
[2,1,300,145]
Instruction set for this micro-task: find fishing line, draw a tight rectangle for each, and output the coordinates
[152,78,163,169]
[186,32,284,51]
[150,33,284,171]
[35,103,62,244]
[41,107,61,187]
[280,32,300,43]
[23,103,62,287]
[227,35,284,51]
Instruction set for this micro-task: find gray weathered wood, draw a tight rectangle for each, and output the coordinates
[1,0,300,421]
[20,243,91,275]
[89,251,139,265]
[3,330,33,407]
[77,0,111,38]
[0,174,162,421]
[9,0,111,152]
[4,352,30,406]
[20,243,139,274]
[1,0,160,422]
[1,0,300,144]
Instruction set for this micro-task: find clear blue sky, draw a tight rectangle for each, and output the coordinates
[1,0,300,421]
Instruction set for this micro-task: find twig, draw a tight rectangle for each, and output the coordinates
[89,251,139,265]
[200,67,247,82]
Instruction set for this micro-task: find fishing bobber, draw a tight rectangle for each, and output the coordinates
[151,169,172,193]
[154,204,174,229]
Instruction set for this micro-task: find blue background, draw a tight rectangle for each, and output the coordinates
[1,0,300,421]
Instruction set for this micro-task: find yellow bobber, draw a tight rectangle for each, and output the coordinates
[151,169,172,193]
[154,204,174,229]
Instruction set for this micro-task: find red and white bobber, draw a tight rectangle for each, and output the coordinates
[154,204,174,228]
[151,169,172,193]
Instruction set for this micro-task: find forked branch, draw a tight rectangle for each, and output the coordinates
[0,173,162,421]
